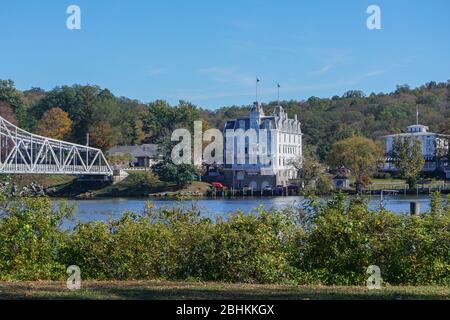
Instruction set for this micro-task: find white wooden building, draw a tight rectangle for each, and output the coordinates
[383,124,449,172]
[223,102,303,190]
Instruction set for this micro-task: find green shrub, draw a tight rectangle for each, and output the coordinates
[0,196,72,280]
[122,171,160,188]
[1,193,450,285]
[373,172,391,179]
[209,209,292,283]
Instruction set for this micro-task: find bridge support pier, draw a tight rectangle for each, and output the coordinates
[112,169,129,184]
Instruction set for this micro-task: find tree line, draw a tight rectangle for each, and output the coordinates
[0,79,449,189]
[1,79,449,153]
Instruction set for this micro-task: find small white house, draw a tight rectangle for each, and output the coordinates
[332,175,349,189]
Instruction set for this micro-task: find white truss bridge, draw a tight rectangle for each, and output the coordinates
[0,116,112,176]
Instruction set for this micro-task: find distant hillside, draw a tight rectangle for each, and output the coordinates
[199,82,450,159]
[1,79,449,161]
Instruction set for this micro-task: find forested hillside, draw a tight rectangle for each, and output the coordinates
[1,79,449,161]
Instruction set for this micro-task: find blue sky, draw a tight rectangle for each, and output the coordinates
[0,0,449,108]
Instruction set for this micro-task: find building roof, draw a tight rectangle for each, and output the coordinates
[223,102,302,134]
[383,132,450,138]
[108,144,159,158]
[383,123,450,138]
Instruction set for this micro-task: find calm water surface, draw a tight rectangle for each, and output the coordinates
[57,195,433,228]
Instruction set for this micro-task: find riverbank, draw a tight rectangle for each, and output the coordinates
[4,173,449,200]
[92,180,211,199]
[1,281,448,300]
[15,173,213,199]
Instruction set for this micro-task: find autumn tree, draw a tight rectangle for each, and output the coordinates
[0,79,25,125]
[36,107,72,140]
[389,136,425,189]
[326,136,383,193]
[290,153,324,191]
[89,121,116,151]
[133,119,145,145]
[0,101,18,125]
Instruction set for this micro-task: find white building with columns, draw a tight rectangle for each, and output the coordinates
[383,124,449,172]
[223,102,302,190]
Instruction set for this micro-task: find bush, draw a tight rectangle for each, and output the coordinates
[122,171,160,188]
[209,209,292,283]
[0,196,73,280]
[1,193,450,285]
[373,172,391,179]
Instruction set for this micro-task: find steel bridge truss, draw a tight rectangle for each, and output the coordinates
[0,116,112,176]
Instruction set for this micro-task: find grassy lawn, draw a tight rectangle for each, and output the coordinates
[346,178,449,192]
[92,179,212,198]
[371,178,407,186]
[7,174,76,189]
[1,281,449,300]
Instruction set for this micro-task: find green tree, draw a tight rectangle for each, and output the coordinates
[153,161,197,187]
[390,136,424,189]
[0,80,23,112]
[326,136,383,193]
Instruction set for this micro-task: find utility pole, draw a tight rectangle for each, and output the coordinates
[86,133,89,166]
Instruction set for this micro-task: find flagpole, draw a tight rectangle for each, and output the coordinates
[416,104,419,125]
[256,77,258,103]
[277,83,280,107]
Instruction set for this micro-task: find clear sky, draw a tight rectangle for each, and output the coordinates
[0,0,449,108]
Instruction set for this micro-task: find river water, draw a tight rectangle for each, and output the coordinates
[58,195,433,228]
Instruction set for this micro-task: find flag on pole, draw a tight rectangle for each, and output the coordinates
[277,83,280,88]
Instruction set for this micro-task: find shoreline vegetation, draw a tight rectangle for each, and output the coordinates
[1,192,450,291]
[4,172,450,200]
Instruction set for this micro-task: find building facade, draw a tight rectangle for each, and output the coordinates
[222,102,302,190]
[107,144,160,168]
[383,124,449,172]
